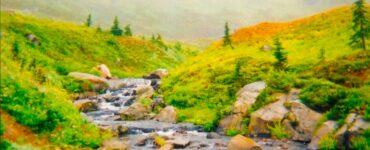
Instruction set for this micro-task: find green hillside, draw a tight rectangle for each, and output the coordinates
[161,6,370,130]
[0,12,197,148]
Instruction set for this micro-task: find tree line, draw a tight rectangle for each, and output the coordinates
[85,14,133,37]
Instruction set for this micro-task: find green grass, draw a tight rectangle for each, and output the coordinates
[318,135,338,150]
[0,11,198,148]
[161,6,370,130]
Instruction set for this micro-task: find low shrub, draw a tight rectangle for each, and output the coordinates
[299,81,347,111]
[267,122,289,139]
[318,135,337,150]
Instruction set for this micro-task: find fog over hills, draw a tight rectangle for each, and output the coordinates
[0,0,361,40]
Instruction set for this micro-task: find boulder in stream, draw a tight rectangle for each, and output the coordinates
[73,99,98,112]
[100,139,129,150]
[227,135,262,150]
[144,69,169,79]
[154,106,177,123]
[135,85,154,100]
[119,102,150,120]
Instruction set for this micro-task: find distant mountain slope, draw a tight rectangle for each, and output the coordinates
[0,12,196,148]
[161,6,370,129]
[0,0,357,39]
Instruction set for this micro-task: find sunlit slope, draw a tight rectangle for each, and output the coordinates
[161,6,370,129]
[0,12,196,148]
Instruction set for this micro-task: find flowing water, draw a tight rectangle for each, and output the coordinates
[77,78,308,150]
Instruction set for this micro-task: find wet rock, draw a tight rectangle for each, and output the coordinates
[135,85,154,100]
[119,103,150,120]
[144,69,168,79]
[206,132,221,139]
[219,114,243,132]
[284,101,322,142]
[100,139,129,150]
[154,106,177,123]
[167,138,190,148]
[159,144,173,150]
[233,81,266,116]
[106,79,127,90]
[74,99,98,112]
[227,135,262,150]
[76,92,97,99]
[248,99,288,135]
[68,72,108,90]
[135,133,158,146]
[308,120,338,150]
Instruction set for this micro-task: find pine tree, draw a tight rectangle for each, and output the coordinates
[124,24,133,36]
[96,25,102,33]
[223,22,233,49]
[85,14,92,27]
[350,0,369,50]
[110,16,123,36]
[273,37,287,71]
[318,48,326,62]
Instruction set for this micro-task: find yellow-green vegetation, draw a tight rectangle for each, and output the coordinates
[267,122,290,139]
[350,129,370,149]
[162,5,370,133]
[318,135,338,150]
[0,12,197,148]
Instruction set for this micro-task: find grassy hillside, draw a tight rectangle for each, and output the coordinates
[161,6,370,131]
[0,12,197,148]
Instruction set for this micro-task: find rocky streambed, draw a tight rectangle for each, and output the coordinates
[71,74,311,150]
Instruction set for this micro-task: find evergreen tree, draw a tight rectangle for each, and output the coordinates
[110,16,123,36]
[124,24,133,36]
[318,48,326,62]
[96,25,102,33]
[273,37,287,71]
[85,14,92,27]
[350,0,369,50]
[223,22,233,49]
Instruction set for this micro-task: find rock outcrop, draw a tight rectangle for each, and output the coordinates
[248,99,288,135]
[100,139,129,150]
[227,135,262,150]
[154,106,177,123]
[308,120,338,150]
[135,85,154,100]
[233,81,266,116]
[219,81,266,132]
[283,101,322,142]
[73,99,98,112]
[119,102,150,120]
[335,114,370,149]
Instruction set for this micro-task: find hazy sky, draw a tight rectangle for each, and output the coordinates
[1,0,364,39]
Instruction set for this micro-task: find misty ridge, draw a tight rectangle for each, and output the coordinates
[0,0,359,40]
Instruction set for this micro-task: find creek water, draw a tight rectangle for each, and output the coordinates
[78,78,308,150]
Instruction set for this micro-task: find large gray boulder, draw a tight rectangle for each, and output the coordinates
[308,120,338,150]
[100,140,129,150]
[73,99,98,112]
[119,102,150,120]
[248,99,288,135]
[284,101,322,142]
[233,81,266,116]
[227,135,262,150]
[218,114,244,132]
[135,85,155,100]
[154,106,177,123]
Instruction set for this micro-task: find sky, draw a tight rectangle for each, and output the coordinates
[1,0,363,40]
